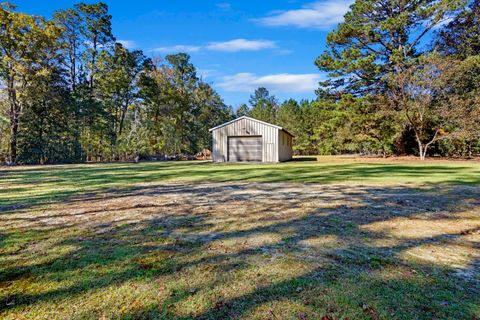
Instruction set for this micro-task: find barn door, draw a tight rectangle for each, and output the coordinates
[228,136,262,162]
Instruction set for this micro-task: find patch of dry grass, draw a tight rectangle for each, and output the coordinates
[1,158,480,211]
[1,176,479,319]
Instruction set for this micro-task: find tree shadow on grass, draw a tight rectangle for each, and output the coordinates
[1,161,480,213]
[0,182,479,319]
[287,157,318,162]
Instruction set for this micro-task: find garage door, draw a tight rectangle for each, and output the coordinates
[228,136,262,162]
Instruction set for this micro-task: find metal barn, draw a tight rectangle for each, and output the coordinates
[209,116,293,163]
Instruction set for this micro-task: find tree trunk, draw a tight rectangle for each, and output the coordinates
[9,118,18,164]
[118,101,129,137]
[89,35,98,99]
[417,140,428,160]
[69,40,77,93]
[8,76,20,164]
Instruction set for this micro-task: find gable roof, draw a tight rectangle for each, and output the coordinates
[209,116,294,137]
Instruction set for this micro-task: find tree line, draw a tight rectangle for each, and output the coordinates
[0,2,232,164]
[0,1,479,164]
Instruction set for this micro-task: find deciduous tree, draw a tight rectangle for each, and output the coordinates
[97,43,149,150]
[387,53,470,159]
[0,3,62,162]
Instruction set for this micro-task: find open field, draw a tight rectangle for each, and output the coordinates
[1,157,479,319]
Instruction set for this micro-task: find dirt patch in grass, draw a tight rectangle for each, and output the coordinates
[0,181,479,319]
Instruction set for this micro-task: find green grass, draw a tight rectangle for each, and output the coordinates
[0,157,479,319]
[1,157,479,209]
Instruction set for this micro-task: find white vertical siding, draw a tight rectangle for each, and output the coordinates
[278,130,293,162]
[211,117,282,162]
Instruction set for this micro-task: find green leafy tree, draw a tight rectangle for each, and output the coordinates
[296,97,397,156]
[194,81,233,152]
[97,43,149,151]
[277,99,300,133]
[276,99,301,152]
[248,87,278,123]
[53,2,115,162]
[53,8,83,92]
[0,3,62,163]
[437,0,480,58]
[16,68,79,164]
[139,53,229,156]
[235,103,250,117]
[117,106,152,161]
[163,53,199,154]
[294,100,323,155]
[75,2,114,97]
[442,54,480,156]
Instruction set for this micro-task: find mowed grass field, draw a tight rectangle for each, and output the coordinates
[0,157,479,319]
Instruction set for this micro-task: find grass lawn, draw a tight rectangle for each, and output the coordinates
[0,157,479,319]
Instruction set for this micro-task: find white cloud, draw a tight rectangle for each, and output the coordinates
[150,39,277,54]
[151,45,201,53]
[256,0,353,29]
[217,73,321,93]
[117,40,137,49]
[206,39,276,52]
[216,2,232,11]
[197,68,220,79]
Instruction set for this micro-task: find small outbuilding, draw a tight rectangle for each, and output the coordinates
[209,116,293,162]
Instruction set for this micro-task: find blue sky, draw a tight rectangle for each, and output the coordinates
[15,0,353,107]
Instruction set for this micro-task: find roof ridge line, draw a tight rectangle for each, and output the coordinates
[209,116,282,131]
